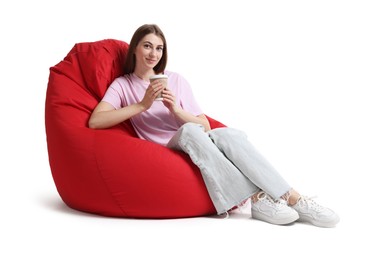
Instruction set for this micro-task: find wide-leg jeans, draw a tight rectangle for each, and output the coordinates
[167,123,291,215]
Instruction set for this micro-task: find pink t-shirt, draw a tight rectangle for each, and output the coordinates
[102,71,203,146]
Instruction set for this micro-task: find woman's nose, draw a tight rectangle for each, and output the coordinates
[149,49,156,57]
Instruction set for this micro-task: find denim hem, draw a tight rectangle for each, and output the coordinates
[216,187,260,216]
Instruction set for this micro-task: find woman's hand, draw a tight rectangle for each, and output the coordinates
[140,80,166,109]
[161,88,179,113]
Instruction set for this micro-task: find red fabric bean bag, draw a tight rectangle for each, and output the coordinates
[45,39,225,218]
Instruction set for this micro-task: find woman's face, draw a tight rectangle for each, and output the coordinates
[135,33,164,71]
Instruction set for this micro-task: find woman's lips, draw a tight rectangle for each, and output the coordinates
[146,58,157,64]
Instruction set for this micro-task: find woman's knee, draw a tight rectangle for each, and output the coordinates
[209,127,247,141]
[179,122,206,138]
[167,123,205,149]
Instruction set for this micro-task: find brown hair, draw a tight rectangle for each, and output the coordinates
[124,24,168,75]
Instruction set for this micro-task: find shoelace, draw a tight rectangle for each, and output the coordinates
[258,192,287,209]
[298,196,324,212]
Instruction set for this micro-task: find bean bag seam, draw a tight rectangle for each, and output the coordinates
[91,130,129,217]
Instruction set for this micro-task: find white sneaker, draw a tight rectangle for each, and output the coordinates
[251,192,299,225]
[292,196,340,228]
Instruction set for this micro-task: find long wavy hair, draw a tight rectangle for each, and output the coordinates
[124,24,168,75]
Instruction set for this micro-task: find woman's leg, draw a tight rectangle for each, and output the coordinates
[208,127,291,200]
[167,123,259,215]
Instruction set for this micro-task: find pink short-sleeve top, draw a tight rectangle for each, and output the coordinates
[102,71,203,146]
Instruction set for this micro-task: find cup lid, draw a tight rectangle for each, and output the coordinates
[149,74,168,80]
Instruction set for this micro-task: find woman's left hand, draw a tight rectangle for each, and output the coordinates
[161,89,179,113]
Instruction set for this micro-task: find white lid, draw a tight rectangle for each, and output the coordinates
[149,74,168,80]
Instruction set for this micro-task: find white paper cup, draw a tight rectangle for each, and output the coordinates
[149,74,168,100]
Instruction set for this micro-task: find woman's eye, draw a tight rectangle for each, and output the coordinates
[157,47,163,52]
[144,44,152,49]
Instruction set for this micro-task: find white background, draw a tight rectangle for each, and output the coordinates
[1,0,369,259]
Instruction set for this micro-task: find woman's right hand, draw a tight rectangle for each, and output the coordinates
[140,80,165,109]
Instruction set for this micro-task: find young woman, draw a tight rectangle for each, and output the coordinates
[89,24,339,227]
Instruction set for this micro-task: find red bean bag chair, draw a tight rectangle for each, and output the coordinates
[45,39,225,218]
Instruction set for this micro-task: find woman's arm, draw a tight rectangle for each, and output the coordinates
[88,101,146,129]
[174,110,211,132]
[161,89,211,132]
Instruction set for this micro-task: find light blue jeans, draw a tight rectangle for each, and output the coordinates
[167,123,291,215]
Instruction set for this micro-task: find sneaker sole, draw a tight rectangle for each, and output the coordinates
[252,210,299,225]
[298,215,340,228]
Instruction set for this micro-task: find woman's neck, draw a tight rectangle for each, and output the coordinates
[133,68,155,82]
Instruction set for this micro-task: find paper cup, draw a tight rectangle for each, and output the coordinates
[149,74,168,101]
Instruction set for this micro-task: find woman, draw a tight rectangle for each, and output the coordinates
[89,24,339,227]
